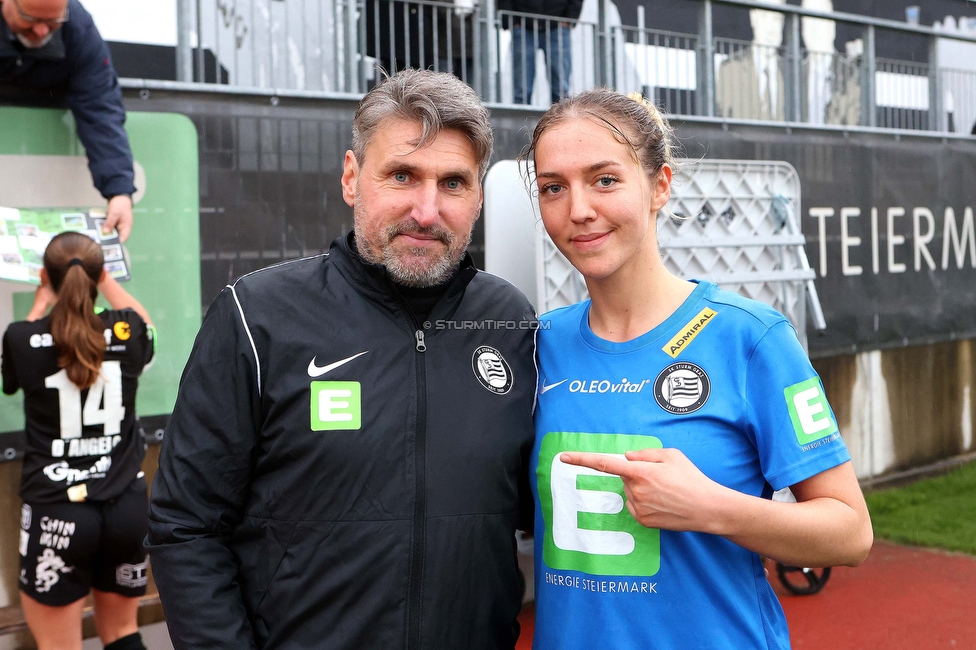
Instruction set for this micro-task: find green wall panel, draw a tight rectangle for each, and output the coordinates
[0,108,201,431]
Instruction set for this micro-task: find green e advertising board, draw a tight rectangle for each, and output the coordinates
[0,107,201,435]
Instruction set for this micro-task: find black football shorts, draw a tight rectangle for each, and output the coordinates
[19,478,149,607]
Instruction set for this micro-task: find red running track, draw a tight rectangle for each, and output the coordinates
[516,541,976,649]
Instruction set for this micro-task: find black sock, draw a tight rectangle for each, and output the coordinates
[103,632,146,650]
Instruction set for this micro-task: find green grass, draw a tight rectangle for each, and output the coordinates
[865,461,976,556]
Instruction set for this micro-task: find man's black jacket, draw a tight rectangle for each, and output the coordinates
[148,234,538,649]
[0,0,135,199]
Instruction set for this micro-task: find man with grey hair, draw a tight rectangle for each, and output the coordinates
[147,68,537,650]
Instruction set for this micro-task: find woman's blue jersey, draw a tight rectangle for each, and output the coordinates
[531,280,850,650]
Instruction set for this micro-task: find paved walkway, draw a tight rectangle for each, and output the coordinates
[777,541,976,649]
[516,541,976,649]
[73,540,976,649]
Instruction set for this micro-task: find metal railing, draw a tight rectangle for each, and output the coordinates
[178,0,363,92]
[365,0,485,93]
[173,0,976,134]
[611,25,699,117]
[875,57,930,130]
[942,66,976,135]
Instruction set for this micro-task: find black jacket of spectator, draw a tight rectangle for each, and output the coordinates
[497,0,584,26]
[0,0,135,199]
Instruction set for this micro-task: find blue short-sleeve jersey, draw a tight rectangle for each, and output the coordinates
[531,280,850,650]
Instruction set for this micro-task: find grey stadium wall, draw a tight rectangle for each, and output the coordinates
[120,88,976,480]
[0,93,971,604]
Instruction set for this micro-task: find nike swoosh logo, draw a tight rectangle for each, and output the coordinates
[540,379,568,394]
[307,351,369,378]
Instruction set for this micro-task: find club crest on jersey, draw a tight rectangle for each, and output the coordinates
[653,362,710,414]
[471,346,513,395]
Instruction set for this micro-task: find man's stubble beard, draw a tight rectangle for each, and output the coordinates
[17,32,54,48]
[353,189,474,288]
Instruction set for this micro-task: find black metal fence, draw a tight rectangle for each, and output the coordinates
[174,0,976,132]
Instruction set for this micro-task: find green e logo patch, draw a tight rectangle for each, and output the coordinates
[538,432,662,577]
[784,377,837,445]
[310,381,361,431]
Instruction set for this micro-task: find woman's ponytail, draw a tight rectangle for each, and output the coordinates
[44,233,106,389]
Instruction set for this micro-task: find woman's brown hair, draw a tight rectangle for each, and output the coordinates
[44,232,106,389]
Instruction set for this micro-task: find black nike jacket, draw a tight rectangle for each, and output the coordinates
[147,233,538,649]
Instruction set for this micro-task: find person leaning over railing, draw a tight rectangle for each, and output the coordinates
[0,0,137,241]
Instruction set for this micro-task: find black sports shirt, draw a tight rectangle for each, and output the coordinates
[2,308,154,503]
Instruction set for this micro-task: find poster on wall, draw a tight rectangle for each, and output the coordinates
[0,207,129,284]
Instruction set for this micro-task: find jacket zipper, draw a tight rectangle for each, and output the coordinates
[407,326,427,650]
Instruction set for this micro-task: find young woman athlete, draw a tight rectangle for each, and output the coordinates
[2,231,154,650]
[525,89,873,649]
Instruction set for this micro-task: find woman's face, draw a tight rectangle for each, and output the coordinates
[534,116,671,283]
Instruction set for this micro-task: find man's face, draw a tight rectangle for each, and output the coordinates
[2,0,68,48]
[341,119,483,287]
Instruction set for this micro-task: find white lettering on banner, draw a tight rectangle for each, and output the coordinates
[810,205,975,277]
[810,207,833,277]
[871,207,880,274]
[942,207,976,270]
[888,207,907,274]
[841,207,862,276]
[914,207,936,271]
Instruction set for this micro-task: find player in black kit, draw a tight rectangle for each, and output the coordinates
[2,231,154,650]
